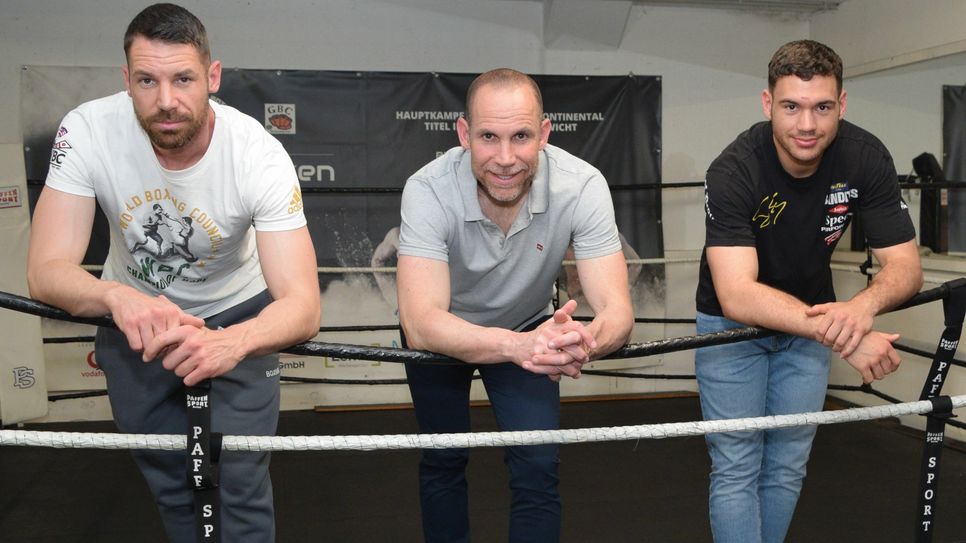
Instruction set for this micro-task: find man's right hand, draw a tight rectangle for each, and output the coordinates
[519,300,596,380]
[842,330,901,384]
[104,285,205,353]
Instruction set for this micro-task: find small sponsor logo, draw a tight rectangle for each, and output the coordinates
[828,204,848,215]
[265,103,296,134]
[57,126,69,137]
[13,367,36,389]
[0,186,22,208]
[824,183,858,205]
[297,164,335,182]
[288,184,303,215]
[52,140,72,150]
[536,243,544,251]
[824,229,844,246]
[49,149,67,169]
[186,393,209,409]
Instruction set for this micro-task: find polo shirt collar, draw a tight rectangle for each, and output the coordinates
[458,148,550,222]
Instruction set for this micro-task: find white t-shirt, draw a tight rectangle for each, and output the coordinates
[45,91,306,318]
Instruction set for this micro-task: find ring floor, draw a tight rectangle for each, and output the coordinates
[2,395,965,542]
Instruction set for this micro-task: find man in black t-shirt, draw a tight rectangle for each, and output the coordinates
[695,40,922,543]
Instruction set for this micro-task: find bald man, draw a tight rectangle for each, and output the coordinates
[396,68,633,542]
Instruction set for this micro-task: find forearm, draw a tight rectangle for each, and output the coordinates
[850,260,923,315]
[718,281,820,339]
[28,259,129,317]
[585,304,633,360]
[402,308,523,365]
[228,294,321,359]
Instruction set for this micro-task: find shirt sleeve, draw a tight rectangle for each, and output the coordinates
[855,148,917,249]
[44,110,97,198]
[247,134,307,232]
[703,164,757,248]
[397,176,451,262]
[570,172,622,260]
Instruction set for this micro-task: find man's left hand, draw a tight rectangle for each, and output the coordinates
[144,326,246,386]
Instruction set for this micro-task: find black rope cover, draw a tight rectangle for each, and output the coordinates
[914,278,966,543]
[0,282,953,365]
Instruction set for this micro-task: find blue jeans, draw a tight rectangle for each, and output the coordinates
[404,319,561,543]
[695,312,831,543]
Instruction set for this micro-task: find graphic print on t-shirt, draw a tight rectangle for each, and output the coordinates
[821,181,858,246]
[131,203,199,263]
[119,188,221,290]
[752,191,787,229]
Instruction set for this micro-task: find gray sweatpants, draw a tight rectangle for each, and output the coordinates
[95,290,280,543]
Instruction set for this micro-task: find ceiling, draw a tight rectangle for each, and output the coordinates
[637,0,844,15]
[542,0,845,49]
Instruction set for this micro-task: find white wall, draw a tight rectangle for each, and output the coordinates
[811,0,966,71]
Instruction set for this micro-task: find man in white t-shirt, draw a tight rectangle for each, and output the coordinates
[26,4,321,542]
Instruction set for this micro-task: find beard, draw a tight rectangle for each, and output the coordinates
[136,107,207,150]
[476,163,537,205]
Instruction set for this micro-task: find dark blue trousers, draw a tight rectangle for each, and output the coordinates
[404,317,561,543]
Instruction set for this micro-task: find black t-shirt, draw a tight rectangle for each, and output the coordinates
[695,120,916,316]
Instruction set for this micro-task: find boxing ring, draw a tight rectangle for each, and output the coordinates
[1,275,965,542]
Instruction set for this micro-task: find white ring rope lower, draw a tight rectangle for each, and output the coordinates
[4,394,963,452]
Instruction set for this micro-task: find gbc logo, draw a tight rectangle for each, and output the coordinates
[50,149,67,167]
[297,164,335,182]
[265,103,296,135]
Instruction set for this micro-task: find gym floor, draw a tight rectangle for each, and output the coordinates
[2,395,965,542]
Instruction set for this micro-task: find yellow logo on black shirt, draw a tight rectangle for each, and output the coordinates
[752,192,787,229]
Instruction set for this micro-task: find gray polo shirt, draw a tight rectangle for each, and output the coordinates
[399,144,621,331]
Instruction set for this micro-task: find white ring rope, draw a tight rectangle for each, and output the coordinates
[4,395,963,452]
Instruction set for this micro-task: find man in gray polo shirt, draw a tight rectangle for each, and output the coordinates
[397,68,634,543]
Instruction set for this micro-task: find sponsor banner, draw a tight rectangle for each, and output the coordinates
[43,341,106,391]
[0,186,22,209]
[21,68,662,274]
[0,144,47,423]
[214,70,663,270]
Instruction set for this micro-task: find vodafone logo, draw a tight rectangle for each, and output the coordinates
[86,351,99,369]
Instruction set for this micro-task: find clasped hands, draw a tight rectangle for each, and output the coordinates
[806,300,900,384]
[517,300,597,382]
[106,286,243,386]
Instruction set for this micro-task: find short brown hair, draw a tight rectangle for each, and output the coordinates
[124,3,210,64]
[768,40,842,92]
[465,68,543,123]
